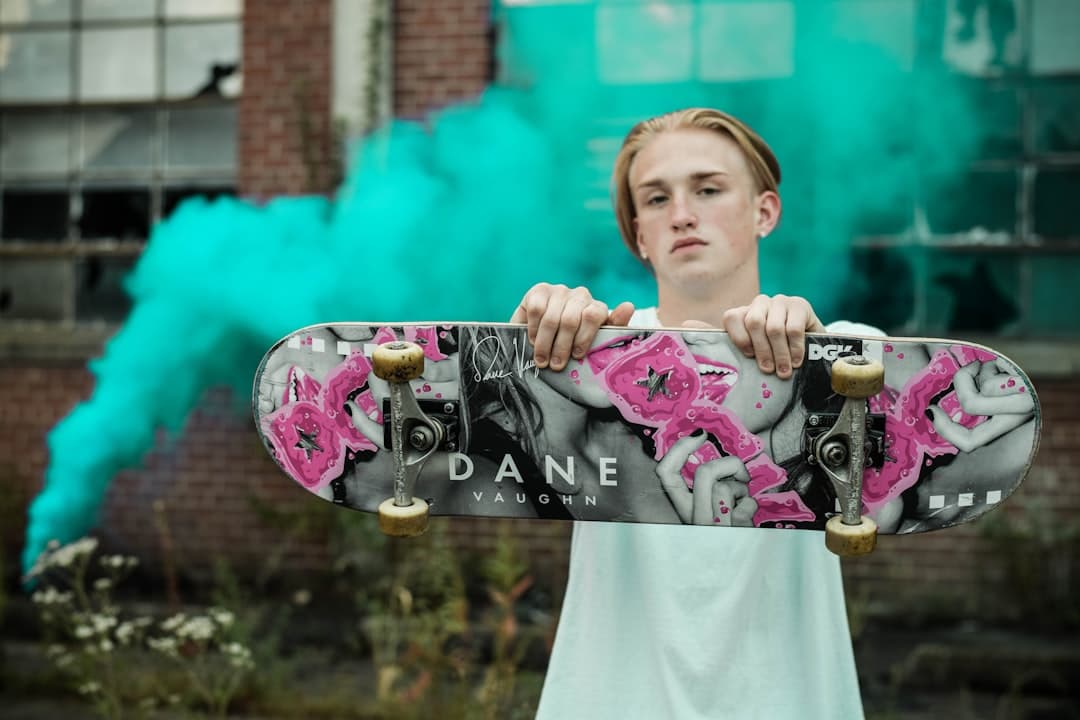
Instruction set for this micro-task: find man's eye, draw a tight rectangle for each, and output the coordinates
[646,195,667,206]
[699,187,721,196]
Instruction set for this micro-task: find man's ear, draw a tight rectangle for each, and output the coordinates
[756,191,781,238]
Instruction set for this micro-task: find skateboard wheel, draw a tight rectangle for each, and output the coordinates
[831,356,885,399]
[372,341,426,383]
[825,515,878,556]
[377,497,429,537]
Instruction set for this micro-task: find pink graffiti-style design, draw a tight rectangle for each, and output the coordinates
[862,345,998,513]
[265,400,348,491]
[588,333,814,526]
[264,338,385,490]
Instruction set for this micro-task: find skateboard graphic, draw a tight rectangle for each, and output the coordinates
[252,323,1040,555]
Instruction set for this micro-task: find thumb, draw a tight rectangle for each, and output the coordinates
[607,301,635,327]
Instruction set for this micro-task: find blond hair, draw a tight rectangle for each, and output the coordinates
[611,108,781,262]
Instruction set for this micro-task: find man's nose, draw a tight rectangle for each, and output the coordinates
[670,193,697,230]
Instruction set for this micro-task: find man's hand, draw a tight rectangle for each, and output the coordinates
[722,294,824,379]
[511,283,635,370]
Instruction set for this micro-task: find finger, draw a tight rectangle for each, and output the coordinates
[570,299,610,362]
[549,288,593,370]
[722,306,754,358]
[347,399,388,450]
[743,294,777,374]
[607,301,636,327]
[930,408,1031,453]
[951,368,1035,416]
[656,433,708,523]
[730,491,758,528]
[691,457,750,526]
[531,284,568,368]
[692,471,716,526]
[785,299,813,372]
[710,482,735,527]
[764,296,796,379]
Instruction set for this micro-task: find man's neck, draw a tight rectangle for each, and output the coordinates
[654,271,760,328]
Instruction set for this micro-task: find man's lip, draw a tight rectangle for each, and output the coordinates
[671,237,706,252]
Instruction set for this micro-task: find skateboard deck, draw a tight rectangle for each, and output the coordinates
[252,323,1040,537]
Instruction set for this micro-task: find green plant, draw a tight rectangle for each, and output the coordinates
[359,523,471,715]
[475,524,546,720]
[28,536,254,719]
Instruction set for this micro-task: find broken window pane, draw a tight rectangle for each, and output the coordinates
[922,252,1021,335]
[925,169,1017,236]
[596,3,693,84]
[163,185,233,218]
[1034,84,1080,154]
[80,26,157,101]
[164,0,241,19]
[1,111,72,176]
[0,30,73,101]
[75,255,135,322]
[81,0,155,20]
[1034,169,1080,239]
[81,109,155,172]
[0,0,74,23]
[1030,0,1080,74]
[942,0,1022,75]
[0,258,71,322]
[78,187,150,241]
[696,1,794,81]
[834,246,918,333]
[1,188,69,241]
[164,21,241,99]
[166,105,236,171]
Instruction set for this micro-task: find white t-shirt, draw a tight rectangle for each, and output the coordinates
[535,308,880,720]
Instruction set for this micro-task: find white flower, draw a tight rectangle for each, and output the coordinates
[74,625,94,640]
[49,537,99,568]
[292,589,312,606]
[91,614,117,634]
[78,681,101,695]
[115,622,135,645]
[93,578,112,592]
[31,587,73,606]
[176,616,216,641]
[209,608,235,628]
[99,640,114,653]
[148,637,179,657]
[161,613,186,633]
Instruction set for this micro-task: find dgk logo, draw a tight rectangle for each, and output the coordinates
[808,343,853,361]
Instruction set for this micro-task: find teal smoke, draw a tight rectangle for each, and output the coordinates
[23,0,992,572]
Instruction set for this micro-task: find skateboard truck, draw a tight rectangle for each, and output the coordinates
[810,355,885,557]
[371,341,444,537]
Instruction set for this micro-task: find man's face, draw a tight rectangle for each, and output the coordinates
[629,128,777,294]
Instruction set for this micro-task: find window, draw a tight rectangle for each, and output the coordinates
[0,0,241,326]
[562,0,1080,339]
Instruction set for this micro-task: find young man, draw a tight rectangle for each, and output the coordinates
[512,108,874,719]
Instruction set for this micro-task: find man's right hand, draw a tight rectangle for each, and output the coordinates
[510,283,635,371]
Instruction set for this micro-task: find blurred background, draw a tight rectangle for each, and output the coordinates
[1,0,1078,717]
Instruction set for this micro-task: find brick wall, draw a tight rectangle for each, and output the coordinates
[393,0,492,119]
[239,0,335,197]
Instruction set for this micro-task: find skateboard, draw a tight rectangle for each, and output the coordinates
[252,323,1040,555]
